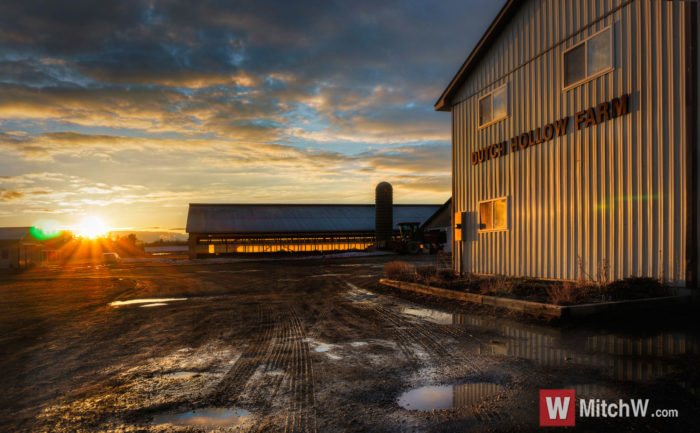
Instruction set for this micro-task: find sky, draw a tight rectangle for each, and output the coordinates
[0,0,503,232]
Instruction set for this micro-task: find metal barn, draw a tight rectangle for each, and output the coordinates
[436,0,698,285]
[0,227,43,269]
[186,204,440,258]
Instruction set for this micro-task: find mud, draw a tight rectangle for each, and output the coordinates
[0,255,699,432]
[398,381,504,410]
[152,407,251,427]
[109,297,188,307]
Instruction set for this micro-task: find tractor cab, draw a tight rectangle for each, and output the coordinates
[390,221,447,254]
[397,222,420,239]
[390,222,422,254]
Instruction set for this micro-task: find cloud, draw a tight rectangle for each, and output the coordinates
[392,175,451,193]
[0,130,450,180]
[361,144,451,174]
[0,0,504,227]
[0,1,145,53]
[0,189,23,202]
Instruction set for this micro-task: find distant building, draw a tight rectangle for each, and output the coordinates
[436,0,698,285]
[421,198,452,253]
[186,204,440,258]
[0,227,43,269]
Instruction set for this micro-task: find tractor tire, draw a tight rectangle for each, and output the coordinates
[406,241,420,254]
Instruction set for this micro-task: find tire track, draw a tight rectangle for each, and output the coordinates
[247,308,291,433]
[343,280,442,364]
[209,304,275,406]
[348,301,420,365]
[284,306,317,433]
[240,304,317,433]
[341,281,421,364]
[343,278,483,374]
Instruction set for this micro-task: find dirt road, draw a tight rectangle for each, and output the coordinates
[1,256,698,432]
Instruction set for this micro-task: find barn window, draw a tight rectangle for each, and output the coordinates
[478,84,508,127]
[563,26,613,90]
[479,197,508,232]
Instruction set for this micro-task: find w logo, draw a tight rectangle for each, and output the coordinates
[539,389,575,426]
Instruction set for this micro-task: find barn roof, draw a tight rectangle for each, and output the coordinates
[186,204,441,234]
[434,0,523,111]
[0,227,31,241]
[421,198,452,230]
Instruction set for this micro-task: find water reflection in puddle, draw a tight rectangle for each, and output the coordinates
[152,407,250,427]
[395,303,700,389]
[164,371,200,379]
[398,382,503,411]
[345,282,377,302]
[196,270,261,274]
[140,303,168,308]
[315,345,330,352]
[110,298,187,307]
[401,307,453,325]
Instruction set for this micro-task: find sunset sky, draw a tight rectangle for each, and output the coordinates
[0,0,502,231]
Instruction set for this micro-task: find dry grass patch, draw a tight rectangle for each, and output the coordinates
[383,260,673,306]
[383,261,415,282]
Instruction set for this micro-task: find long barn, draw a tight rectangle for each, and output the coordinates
[186,203,440,258]
[436,0,698,286]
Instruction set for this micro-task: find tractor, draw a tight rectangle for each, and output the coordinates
[390,222,446,254]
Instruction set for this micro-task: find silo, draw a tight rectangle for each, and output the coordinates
[375,182,393,249]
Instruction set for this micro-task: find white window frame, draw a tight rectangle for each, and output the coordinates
[477,83,509,129]
[562,25,614,92]
[478,196,509,233]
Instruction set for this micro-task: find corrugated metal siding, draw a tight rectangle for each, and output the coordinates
[451,0,688,283]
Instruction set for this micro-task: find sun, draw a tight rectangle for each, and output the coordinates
[76,216,109,239]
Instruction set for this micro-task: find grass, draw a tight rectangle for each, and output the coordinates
[383,261,673,305]
[383,261,415,282]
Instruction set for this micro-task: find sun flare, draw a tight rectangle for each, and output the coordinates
[76,216,109,239]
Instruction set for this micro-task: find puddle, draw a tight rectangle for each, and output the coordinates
[208,269,262,274]
[307,339,333,353]
[453,312,700,386]
[152,407,250,427]
[307,339,342,359]
[398,382,504,411]
[391,300,700,390]
[140,303,168,307]
[164,371,200,379]
[401,307,453,325]
[345,282,377,301]
[110,298,187,307]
